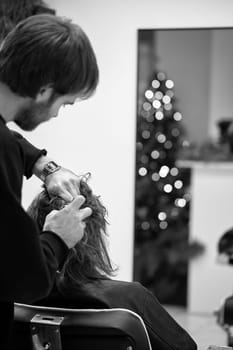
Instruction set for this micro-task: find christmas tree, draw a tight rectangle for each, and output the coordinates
[134,71,204,306]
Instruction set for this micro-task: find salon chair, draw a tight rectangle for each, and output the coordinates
[215,228,233,347]
[13,302,152,350]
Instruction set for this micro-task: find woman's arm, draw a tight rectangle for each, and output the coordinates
[139,284,197,350]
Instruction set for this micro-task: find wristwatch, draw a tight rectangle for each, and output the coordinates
[41,161,61,181]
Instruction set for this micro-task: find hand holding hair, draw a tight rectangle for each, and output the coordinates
[43,195,92,249]
[45,167,81,202]
[33,155,81,202]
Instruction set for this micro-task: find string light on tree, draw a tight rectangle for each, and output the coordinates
[134,70,201,306]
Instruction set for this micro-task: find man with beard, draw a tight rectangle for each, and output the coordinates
[0,13,99,349]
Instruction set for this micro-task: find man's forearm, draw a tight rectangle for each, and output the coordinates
[12,131,47,179]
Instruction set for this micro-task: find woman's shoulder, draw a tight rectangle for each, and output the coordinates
[101,278,146,291]
[97,278,148,306]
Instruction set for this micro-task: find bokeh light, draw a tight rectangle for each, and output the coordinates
[138,167,147,176]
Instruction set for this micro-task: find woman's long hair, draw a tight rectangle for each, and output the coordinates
[27,175,116,295]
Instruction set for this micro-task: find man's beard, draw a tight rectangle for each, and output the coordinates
[14,100,52,131]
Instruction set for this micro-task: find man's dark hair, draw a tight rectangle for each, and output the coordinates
[0,0,56,42]
[27,176,115,294]
[0,14,99,98]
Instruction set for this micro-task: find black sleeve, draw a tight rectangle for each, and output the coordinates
[0,129,69,303]
[0,180,69,303]
[140,285,197,350]
[11,130,47,179]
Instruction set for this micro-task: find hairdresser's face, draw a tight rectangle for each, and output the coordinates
[15,87,79,131]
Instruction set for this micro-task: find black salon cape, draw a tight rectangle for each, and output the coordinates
[35,277,197,350]
[0,116,68,349]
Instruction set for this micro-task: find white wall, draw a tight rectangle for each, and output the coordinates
[208,29,233,139]
[20,0,233,282]
[188,163,233,313]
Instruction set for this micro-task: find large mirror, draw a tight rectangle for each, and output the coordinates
[134,27,233,306]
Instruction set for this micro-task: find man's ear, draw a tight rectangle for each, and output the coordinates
[35,86,54,103]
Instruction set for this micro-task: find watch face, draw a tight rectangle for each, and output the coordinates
[43,161,61,178]
[46,161,58,172]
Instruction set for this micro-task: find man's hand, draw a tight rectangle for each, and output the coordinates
[45,167,80,202]
[43,196,92,248]
[33,156,80,202]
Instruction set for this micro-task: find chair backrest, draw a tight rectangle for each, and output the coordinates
[13,303,152,350]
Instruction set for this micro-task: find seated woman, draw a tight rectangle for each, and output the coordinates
[28,175,197,350]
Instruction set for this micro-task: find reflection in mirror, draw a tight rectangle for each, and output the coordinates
[134,28,233,306]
